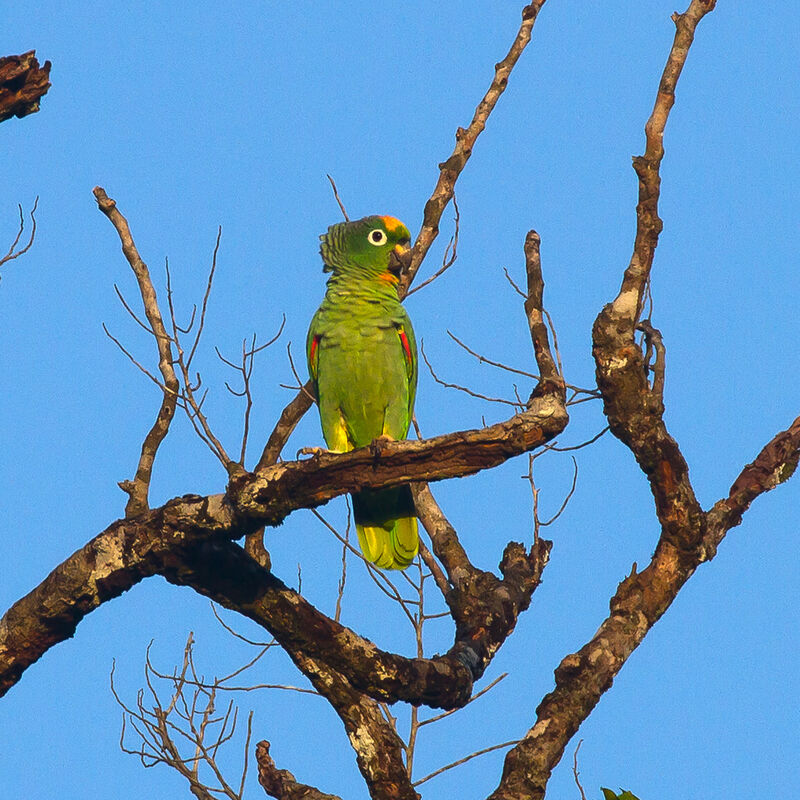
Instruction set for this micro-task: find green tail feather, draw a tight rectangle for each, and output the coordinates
[352,487,418,570]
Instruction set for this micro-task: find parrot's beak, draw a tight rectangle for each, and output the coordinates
[388,241,410,277]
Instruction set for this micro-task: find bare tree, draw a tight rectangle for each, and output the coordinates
[2,2,796,797]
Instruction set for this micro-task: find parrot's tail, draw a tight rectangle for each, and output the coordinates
[352,486,418,570]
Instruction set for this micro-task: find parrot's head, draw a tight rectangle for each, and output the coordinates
[320,215,412,281]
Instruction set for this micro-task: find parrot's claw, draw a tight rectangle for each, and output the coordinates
[297,446,328,459]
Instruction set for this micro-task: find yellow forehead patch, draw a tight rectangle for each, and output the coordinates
[379,215,407,234]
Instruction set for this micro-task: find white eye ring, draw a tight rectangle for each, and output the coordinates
[367,229,387,246]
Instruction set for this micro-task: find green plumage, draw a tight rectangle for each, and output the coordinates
[307,215,418,570]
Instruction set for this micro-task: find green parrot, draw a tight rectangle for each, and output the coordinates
[306,214,418,570]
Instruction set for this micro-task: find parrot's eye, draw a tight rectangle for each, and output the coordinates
[368,229,388,246]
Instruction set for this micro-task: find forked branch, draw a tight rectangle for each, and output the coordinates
[94,187,180,517]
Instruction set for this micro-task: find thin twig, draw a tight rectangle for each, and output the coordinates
[102,323,168,391]
[421,340,523,408]
[113,284,155,334]
[164,257,234,472]
[413,740,521,787]
[216,315,286,465]
[112,635,257,799]
[418,672,509,727]
[334,503,350,623]
[405,195,460,297]
[399,2,548,295]
[539,457,578,527]
[285,342,315,402]
[503,266,527,298]
[573,740,588,800]
[187,227,222,370]
[326,174,349,221]
[310,509,419,626]
[448,329,537,379]
[0,197,38,271]
[209,604,275,647]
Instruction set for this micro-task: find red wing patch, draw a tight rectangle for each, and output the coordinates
[398,328,413,369]
[309,335,321,378]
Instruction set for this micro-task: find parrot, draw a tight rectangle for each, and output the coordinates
[306,214,418,570]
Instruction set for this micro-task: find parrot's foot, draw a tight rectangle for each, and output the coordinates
[297,446,329,459]
[369,434,397,457]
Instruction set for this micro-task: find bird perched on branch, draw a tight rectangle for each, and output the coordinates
[307,215,418,570]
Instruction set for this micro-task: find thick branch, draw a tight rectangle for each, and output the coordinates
[414,484,551,684]
[240,392,566,522]
[0,494,237,698]
[0,388,565,700]
[0,52,51,123]
[489,405,800,800]
[158,540,473,710]
[94,187,180,517]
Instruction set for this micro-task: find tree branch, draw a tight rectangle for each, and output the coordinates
[398,2,548,295]
[0,198,38,273]
[706,413,800,551]
[289,653,420,800]
[0,383,565,701]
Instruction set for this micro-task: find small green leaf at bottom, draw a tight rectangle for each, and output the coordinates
[601,789,641,800]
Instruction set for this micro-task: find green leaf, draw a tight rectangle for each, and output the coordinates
[601,789,641,800]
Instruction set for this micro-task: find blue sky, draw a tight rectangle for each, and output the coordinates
[2,2,798,798]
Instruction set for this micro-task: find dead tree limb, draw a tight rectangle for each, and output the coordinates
[399,2,549,295]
